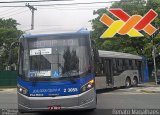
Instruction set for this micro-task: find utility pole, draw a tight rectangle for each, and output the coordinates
[26,3,37,30]
[151,27,160,85]
[152,44,157,85]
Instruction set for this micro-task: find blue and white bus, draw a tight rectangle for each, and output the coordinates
[16,29,97,113]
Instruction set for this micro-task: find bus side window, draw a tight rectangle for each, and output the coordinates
[96,58,105,76]
[117,59,123,71]
[132,60,137,69]
[129,60,132,69]
[125,60,129,70]
[116,59,119,71]
[135,60,138,69]
[112,59,117,74]
[102,58,105,76]
[98,58,105,76]
[122,59,125,70]
[101,63,105,76]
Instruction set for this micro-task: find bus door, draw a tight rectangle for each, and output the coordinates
[104,59,113,86]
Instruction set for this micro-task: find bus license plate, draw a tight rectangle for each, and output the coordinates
[48,106,61,110]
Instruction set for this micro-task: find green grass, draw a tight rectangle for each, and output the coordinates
[145,82,156,85]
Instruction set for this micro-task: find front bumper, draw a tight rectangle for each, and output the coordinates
[18,88,96,112]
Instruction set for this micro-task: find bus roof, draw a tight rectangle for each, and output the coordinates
[22,28,89,38]
[98,50,143,60]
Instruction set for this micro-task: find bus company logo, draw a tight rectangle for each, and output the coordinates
[100,8,158,38]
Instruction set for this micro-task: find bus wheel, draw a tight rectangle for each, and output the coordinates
[125,78,131,88]
[133,77,138,87]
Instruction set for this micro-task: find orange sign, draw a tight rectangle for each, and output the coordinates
[100,8,158,38]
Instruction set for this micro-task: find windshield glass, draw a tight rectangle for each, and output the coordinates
[19,34,92,80]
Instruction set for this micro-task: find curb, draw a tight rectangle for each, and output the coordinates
[140,90,160,93]
[138,84,158,87]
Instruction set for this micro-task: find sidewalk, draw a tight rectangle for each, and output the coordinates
[138,82,160,93]
[0,88,16,93]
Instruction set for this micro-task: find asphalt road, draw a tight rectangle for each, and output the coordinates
[0,87,160,115]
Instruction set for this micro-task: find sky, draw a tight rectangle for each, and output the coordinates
[0,0,120,32]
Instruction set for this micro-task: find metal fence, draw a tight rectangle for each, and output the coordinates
[0,71,17,87]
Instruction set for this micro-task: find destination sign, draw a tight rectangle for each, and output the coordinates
[29,39,79,48]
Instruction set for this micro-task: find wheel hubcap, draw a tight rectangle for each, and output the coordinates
[126,80,130,87]
[133,79,137,85]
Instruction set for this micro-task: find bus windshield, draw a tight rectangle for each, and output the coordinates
[19,34,91,81]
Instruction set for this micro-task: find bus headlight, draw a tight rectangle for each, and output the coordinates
[81,79,95,93]
[17,85,28,95]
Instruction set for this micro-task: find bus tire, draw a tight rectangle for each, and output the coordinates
[125,77,131,88]
[133,77,138,87]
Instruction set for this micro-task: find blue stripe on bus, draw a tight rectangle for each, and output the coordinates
[18,74,94,97]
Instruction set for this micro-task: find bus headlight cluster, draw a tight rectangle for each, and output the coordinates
[17,85,28,95]
[81,79,95,93]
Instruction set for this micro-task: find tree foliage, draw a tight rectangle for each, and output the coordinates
[91,0,160,60]
[0,18,22,70]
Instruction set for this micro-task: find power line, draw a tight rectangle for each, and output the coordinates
[0,7,17,13]
[0,0,71,3]
[0,1,119,7]
[33,1,116,6]
[39,6,108,10]
[0,7,24,17]
[40,7,107,11]
[39,5,108,8]
[0,6,25,8]
[3,10,28,18]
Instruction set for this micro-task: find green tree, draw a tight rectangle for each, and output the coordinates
[0,18,22,70]
[91,0,160,59]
